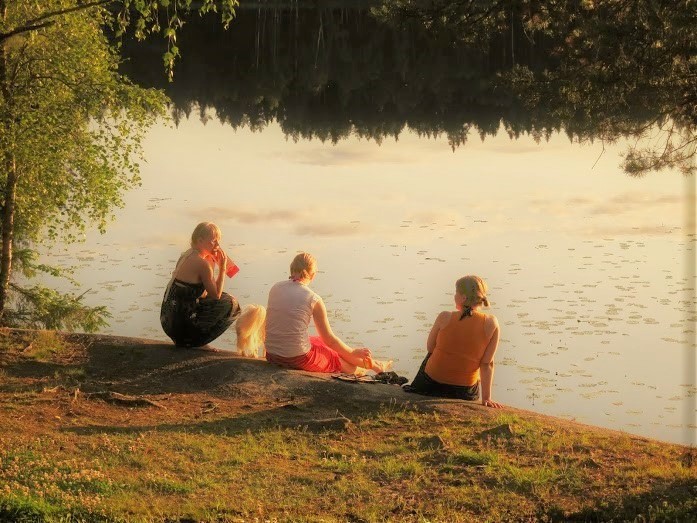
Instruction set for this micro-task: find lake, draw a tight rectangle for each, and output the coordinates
[44,5,696,445]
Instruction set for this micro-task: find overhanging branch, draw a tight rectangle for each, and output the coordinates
[0,0,114,42]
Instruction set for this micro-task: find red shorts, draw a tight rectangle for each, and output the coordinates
[265,336,343,373]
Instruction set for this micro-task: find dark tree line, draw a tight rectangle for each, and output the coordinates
[120,1,696,174]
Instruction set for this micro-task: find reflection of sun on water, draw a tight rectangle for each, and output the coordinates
[40,119,695,445]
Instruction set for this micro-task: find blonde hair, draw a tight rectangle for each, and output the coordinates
[456,275,489,308]
[289,252,316,281]
[191,222,220,247]
[235,304,267,357]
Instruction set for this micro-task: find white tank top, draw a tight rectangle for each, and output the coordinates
[265,279,321,357]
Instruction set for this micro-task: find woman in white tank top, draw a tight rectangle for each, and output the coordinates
[263,252,391,374]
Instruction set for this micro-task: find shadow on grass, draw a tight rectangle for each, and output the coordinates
[1,336,256,393]
[540,476,697,522]
[64,401,357,437]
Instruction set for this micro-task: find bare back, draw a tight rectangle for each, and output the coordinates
[172,249,217,298]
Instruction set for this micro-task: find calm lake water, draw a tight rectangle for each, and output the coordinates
[43,117,695,445]
[45,6,697,446]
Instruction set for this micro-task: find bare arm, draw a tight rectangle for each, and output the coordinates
[312,298,370,360]
[479,315,503,408]
[199,251,226,300]
[426,311,450,353]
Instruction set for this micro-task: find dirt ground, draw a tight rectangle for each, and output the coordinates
[0,328,677,445]
[0,330,475,434]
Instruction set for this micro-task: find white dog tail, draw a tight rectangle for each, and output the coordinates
[235,304,267,357]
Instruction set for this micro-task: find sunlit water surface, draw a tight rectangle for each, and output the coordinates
[43,117,696,445]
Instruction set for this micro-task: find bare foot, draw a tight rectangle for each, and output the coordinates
[359,356,392,374]
[371,359,393,373]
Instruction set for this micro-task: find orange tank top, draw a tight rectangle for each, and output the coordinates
[425,311,490,386]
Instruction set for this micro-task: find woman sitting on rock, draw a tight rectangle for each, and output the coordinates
[238,252,391,374]
[405,275,503,408]
[160,222,241,348]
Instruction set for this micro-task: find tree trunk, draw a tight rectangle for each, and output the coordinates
[0,0,14,322]
[0,153,16,321]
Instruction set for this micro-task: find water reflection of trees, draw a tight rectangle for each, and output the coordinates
[120,1,696,175]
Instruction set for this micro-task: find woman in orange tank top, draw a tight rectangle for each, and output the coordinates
[405,275,503,408]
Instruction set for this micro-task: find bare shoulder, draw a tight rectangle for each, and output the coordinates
[184,254,204,270]
[192,254,214,275]
[483,312,499,334]
[436,310,452,326]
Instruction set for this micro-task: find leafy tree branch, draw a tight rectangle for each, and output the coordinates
[0,0,111,42]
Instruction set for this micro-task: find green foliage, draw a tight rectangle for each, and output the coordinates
[12,248,72,280]
[377,0,696,176]
[6,284,110,332]
[112,0,238,81]
[0,0,241,329]
[1,0,239,81]
[129,3,694,177]
[500,0,696,176]
[0,1,223,329]
[1,4,168,243]
[373,0,509,45]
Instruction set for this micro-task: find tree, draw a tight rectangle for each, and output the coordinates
[0,0,237,327]
[1,0,238,79]
[374,0,697,176]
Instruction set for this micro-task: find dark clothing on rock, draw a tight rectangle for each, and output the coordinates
[403,353,480,400]
[160,278,240,348]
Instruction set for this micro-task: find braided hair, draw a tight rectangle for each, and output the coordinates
[455,275,489,321]
[459,306,474,320]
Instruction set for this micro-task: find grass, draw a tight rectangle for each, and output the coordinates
[447,448,498,467]
[1,408,695,522]
[20,330,70,361]
[0,330,695,522]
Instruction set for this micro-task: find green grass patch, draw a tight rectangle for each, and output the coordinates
[142,477,194,495]
[449,448,498,467]
[496,462,563,496]
[25,330,69,361]
[370,455,425,482]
